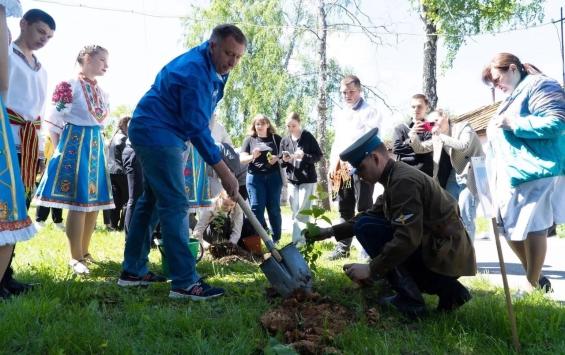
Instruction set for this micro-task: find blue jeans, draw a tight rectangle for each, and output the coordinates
[354,216,394,258]
[446,171,478,241]
[246,171,283,242]
[122,144,199,289]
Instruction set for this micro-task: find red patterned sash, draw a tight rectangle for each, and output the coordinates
[7,108,41,192]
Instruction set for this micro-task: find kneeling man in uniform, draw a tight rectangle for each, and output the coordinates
[306,128,476,317]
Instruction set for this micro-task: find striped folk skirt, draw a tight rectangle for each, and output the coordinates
[0,99,36,246]
[34,124,114,212]
[184,143,213,212]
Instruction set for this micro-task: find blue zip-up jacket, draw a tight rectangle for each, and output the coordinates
[488,74,565,187]
[128,41,227,165]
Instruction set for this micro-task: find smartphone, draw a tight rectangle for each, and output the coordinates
[422,121,435,132]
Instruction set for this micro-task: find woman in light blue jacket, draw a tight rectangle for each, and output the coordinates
[482,52,565,293]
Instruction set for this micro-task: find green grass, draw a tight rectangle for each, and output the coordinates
[1,212,564,354]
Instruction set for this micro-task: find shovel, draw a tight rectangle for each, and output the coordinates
[237,196,312,297]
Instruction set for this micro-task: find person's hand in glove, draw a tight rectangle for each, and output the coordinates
[213,160,239,199]
[304,225,334,243]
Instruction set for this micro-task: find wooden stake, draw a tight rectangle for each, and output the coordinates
[490,217,521,353]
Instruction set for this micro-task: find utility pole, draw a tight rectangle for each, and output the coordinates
[559,6,565,87]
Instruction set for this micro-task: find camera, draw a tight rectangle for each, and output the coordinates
[422,121,435,132]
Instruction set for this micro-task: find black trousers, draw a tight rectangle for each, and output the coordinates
[108,174,129,230]
[335,174,374,252]
[36,206,63,223]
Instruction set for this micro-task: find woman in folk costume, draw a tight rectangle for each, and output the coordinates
[0,0,37,299]
[34,45,113,275]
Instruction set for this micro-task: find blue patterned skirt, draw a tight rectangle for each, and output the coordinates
[184,143,213,212]
[34,124,114,212]
[0,99,36,246]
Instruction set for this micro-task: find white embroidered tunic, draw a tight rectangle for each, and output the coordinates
[6,43,48,150]
[45,77,110,134]
[329,99,384,166]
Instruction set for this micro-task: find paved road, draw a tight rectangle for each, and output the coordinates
[280,212,565,302]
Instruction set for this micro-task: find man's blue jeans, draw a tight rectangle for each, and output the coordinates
[354,216,394,258]
[122,144,199,289]
[246,171,283,242]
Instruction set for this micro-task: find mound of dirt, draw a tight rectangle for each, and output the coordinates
[208,242,260,263]
[260,290,353,354]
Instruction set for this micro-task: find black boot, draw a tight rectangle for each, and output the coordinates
[437,280,471,312]
[4,278,34,296]
[380,267,427,318]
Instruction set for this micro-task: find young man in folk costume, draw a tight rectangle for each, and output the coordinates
[1,7,54,297]
[328,75,383,260]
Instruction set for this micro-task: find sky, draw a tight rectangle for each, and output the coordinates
[10,0,565,131]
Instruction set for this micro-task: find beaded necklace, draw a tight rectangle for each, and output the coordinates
[79,74,108,122]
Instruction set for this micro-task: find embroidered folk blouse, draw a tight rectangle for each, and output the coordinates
[45,77,110,135]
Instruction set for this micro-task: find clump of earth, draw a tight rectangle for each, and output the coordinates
[208,242,260,264]
[260,289,354,354]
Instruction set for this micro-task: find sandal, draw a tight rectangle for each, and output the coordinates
[69,259,90,275]
[83,253,96,264]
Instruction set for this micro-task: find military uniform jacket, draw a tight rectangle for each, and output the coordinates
[333,160,477,278]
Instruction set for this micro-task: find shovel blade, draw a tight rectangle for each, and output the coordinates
[260,244,313,297]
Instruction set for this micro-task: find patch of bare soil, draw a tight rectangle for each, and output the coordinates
[260,290,353,355]
[208,242,260,264]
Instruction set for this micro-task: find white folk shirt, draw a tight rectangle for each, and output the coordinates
[44,77,111,135]
[330,98,383,166]
[6,43,48,152]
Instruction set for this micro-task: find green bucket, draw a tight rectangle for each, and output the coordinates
[156,238,203,277]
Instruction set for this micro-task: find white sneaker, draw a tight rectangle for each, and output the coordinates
[35,221,46,228]
[69,259,90,275]
[54,222,65,231]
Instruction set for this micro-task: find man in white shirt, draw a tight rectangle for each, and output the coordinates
[2,8,55,297]
[328,75,383,260]
[6,9,55,203]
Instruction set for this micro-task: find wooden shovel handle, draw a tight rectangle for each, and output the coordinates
[237,196,282,262]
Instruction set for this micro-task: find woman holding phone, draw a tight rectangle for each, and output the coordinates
[280,112,323,246]
[240,114,283,243]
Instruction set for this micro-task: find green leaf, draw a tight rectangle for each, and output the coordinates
[298,209,313,216]
[311,206,326,219]
[320,215,332,225]
[308,195,318,201]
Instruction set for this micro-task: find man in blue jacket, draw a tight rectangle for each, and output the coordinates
[118,24,246,301]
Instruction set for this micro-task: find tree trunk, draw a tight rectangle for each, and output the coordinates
[316,0,331,210]
[422,9,438,110]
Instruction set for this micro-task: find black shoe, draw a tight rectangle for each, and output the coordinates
[437,281,472,312]
[0,286,12,300]
[117,271,167,287]
[539,276,553,293]
[382,267,427,318]
[169,279,225,301]
[379,294,427,318]
[5,278,34,296]
[326,249,350,261]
